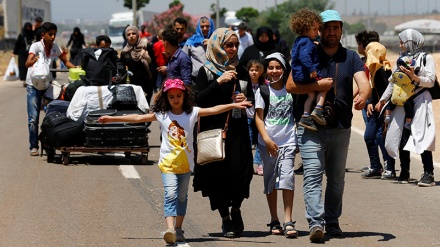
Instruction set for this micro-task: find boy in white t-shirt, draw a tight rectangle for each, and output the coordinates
[254,52,298,238]
[25,22,75,156]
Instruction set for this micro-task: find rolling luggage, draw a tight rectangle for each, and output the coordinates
[40,111,85,148]
[84,109,147,147]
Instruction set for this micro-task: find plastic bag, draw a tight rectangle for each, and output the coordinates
[30,52,51,90]
[3,57,19,81]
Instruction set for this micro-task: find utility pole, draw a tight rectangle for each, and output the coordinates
[216,0,220,28]
[274,0,277,12]
[132,0,137,27]
[18,0,22,34]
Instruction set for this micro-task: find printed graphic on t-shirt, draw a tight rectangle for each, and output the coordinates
[158,120,191,174]
[267,94,293,125]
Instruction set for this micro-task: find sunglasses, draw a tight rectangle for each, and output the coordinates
[224,42,240,48]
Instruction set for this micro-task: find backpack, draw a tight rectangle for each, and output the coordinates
[81,48,117,86]
[61,79,87,102]
[421,53,440,100]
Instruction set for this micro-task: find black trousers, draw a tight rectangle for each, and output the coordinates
[399,128,434,174]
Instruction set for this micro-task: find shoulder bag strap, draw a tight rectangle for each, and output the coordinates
[97,86,104,110]
[334,63,338,97]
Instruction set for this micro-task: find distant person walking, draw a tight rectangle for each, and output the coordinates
[13,22,34,87]
[66,27,86,66]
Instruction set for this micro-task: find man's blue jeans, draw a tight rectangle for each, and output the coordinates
[362,107,395,171]
[27,85,45,150]
[297,125,351,229]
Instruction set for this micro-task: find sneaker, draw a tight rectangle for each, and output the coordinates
[299,116,318,131]
[361,168,382,179]
[325,223,343,236]
[392,171,410,184]
[381,170,396,180]
[163,229,176,244]
[256,165,263,176]
[222,219,235,238]
[361,166,370,172]
[30,148,39,156]
[309,225,324,243]
[311,108,327,126]
[417,172,435,187]
[175,228,185,242]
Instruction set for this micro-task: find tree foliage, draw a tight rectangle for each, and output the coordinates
[169,0,183,9]
[144,3,195,37]
[236,7,259,23]
[123,0,150,10]
[249,0,332,47]
[210,3,228,19]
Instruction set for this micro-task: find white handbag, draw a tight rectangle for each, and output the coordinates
[196,128,226,165]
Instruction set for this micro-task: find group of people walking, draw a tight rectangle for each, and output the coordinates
[20,6,437,245]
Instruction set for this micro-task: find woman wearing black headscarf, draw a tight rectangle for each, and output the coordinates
[13,22,34,86]
[239,26,279,69]
[272,28,290,62]
[66,27,86,65]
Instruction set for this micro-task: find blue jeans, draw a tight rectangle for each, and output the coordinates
[247,118,262,165]
[27,85,46,150]
[297,125,351,229]
[362,107,394,171]
[161,172,191,217]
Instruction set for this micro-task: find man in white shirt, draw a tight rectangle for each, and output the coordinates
[235,22,254,59]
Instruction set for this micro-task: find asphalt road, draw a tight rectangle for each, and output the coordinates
[0,73,439,247]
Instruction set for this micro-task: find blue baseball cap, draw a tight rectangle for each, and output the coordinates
[320,10,342,23]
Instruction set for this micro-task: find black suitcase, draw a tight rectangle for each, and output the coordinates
[84,109,147,147]
[40,111,85,147]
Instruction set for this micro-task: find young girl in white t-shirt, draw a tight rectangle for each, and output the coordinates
[98,78,251,245]
[254,52,298,238]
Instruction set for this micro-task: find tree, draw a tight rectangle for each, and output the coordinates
[123,0,150,10]
[210,3,228,20]
[144,3,195,37]
[249,0,332,48]
[169,0,183,9]
[236,7,259,23]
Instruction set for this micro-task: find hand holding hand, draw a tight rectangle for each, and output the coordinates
[353,95,367,110]
[232,92,246,103]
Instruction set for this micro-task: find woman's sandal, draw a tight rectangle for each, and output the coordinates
[283,221,298,238]
[267,220,283,235]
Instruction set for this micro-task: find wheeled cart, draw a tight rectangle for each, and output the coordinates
[46,146,150,165]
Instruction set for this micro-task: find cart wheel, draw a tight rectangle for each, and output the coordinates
[124,151,131,159]
[62,152,70,165]
[141,154,148,165]
[47,148,55,163]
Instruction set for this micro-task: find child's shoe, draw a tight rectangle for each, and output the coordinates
[404,122,411,130]
[384,115,391,123]
[299,116,318,131]
[256,165,264,176]
[311,108,327,126]
[163,229,176,244]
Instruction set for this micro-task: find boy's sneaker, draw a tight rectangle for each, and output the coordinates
[417,172,435,187]
[175,228,185,242]
[361,168,382,179]
[309,225,324,243]
[299,116,318,131]
[163,229,176,244]
[381,170,396,180]
[311,108,327,126]
[392,171,410,184]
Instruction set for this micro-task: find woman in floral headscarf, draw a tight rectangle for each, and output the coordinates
[193,28,254,238]
[376,29,436,186]
[120,25,154,103]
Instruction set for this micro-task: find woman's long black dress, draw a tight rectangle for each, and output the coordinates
[193,65,254,211]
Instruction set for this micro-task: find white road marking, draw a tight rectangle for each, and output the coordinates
[114,153,140,179]
[351,126,440,168]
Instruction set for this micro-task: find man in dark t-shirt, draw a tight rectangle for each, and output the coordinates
[286,10,371,243]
